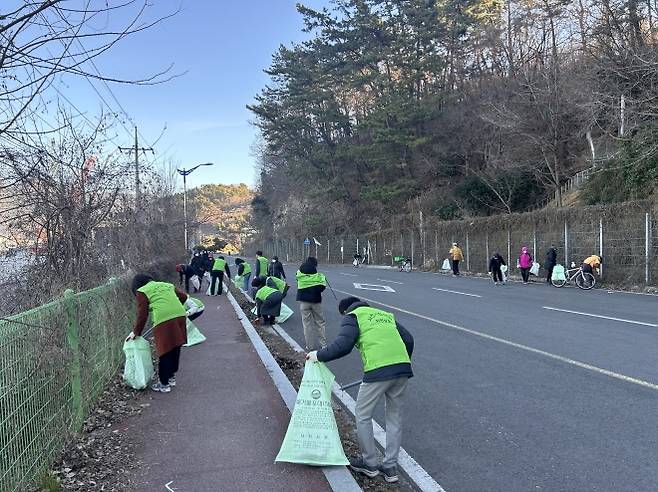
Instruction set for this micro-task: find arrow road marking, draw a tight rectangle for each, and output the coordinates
[165,481,177,492]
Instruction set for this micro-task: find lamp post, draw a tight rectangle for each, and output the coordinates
[177,162,213,252]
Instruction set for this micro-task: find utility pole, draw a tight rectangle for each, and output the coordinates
[119,126,153,209]
[177,163,214,252]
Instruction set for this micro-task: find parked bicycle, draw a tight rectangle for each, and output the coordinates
[395,256,412,273]
[551,262,596,290]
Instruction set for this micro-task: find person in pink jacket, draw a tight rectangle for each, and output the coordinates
[518,247,533,284]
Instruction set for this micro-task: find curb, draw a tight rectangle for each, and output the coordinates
[225,290,361,492]
[269,324,446,492]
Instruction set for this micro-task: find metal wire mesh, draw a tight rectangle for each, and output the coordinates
[0,279,133,492]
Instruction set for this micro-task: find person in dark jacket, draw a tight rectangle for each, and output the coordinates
[191,252,205,289]
[306,296,413,483]
[268,256,286,280]
[544,245,558,284]
[488,253,507,285]
[235,258,252,291]
[296,257,327,350]
[176,263,196,293]
[252,276,283,325]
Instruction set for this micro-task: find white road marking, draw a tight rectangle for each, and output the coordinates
[340,272,358,277]
[334,289,658,391]
[377,278,404,285]
[432,287,482,298]
[353,283,396,293]
[165,481,177,492]
[543,306,658,328]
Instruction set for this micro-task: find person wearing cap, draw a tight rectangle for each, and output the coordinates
[296,256,327,350]
[235,258,252,291]
[306,296,414,484]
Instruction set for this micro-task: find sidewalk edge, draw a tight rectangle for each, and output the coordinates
[225,290,362,492]
[270,324,446,492]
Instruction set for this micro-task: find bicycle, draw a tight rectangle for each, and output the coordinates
[395,256,412,273]
[550,262,596,290]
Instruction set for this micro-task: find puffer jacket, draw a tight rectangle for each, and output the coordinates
[518,248,533,268]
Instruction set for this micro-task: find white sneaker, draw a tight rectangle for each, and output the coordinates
[168,377,176,387]
[151,382,171,393]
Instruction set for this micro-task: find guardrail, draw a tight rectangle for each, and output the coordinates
[0,278,133,492]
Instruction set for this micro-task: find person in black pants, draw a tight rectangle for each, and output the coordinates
[210,256,231,296]
[544,245,557,284]
[488,252,506,285]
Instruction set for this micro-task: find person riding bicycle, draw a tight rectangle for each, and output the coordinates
[582,255,602,276]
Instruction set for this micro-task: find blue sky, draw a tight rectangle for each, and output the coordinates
[54,0,330,190]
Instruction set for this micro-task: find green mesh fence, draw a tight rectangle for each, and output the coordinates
[0,278,134,492]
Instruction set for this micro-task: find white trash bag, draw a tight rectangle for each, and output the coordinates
[441,258,451,270]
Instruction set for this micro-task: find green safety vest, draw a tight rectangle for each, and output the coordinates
[256,255,269,275]
[137,281,186,328]
[352,306,411,372]
[189,297,204,309]
[267,276,286,293]
[296,270,327,290]
[255,285,278,302]
[213,258,226,271]
[241,262,252,275]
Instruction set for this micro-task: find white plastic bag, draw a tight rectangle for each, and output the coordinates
[530,262,540,276]
[122,337,154,390]
[441,258,451,270]
[501,265,508,283]
[191,275,200,290]
[276,303,294,323]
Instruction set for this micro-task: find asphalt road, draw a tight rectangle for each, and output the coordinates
[274,262,658,492]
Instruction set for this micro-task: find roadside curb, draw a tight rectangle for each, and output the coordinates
[225,290,361,492]
[269,323,446,492]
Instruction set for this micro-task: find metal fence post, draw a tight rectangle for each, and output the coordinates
[533,225,537,259]
[64,289,83,430]
[646,213,651,284]
[434,230,439,265]
[564,221,569,267]
[599,218,604,279]
[485,230,490,269]
[411,232,415,267]
[341,239,344,264]
[507,229,511,270]
[466,231,470,271]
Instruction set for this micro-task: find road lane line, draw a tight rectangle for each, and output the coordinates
[334,289,658,391]
[543,306,658,327]
[432,287,482,298]
[270,323,446,492]
[339,272,358,277]
[377,278,404,285]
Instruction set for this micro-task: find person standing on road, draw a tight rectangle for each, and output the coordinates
[255,250,269,278]
[544,245,558,284]
[518,246,533,284]
[296,256,327,350]
[209,255,231,296]
[128,274,187,393]
[488,252,507,285]
[191,252,205,290]
[306,296,414,484]
[449,242,464,276]
[268,255,286,280]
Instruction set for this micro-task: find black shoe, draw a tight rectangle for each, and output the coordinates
[349,457,379,478]
[380,466,399,483]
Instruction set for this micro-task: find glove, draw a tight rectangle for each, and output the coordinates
[125,332,136,342]
[306,351,318,362]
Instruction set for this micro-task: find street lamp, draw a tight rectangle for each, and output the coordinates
[177,162,213,252]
